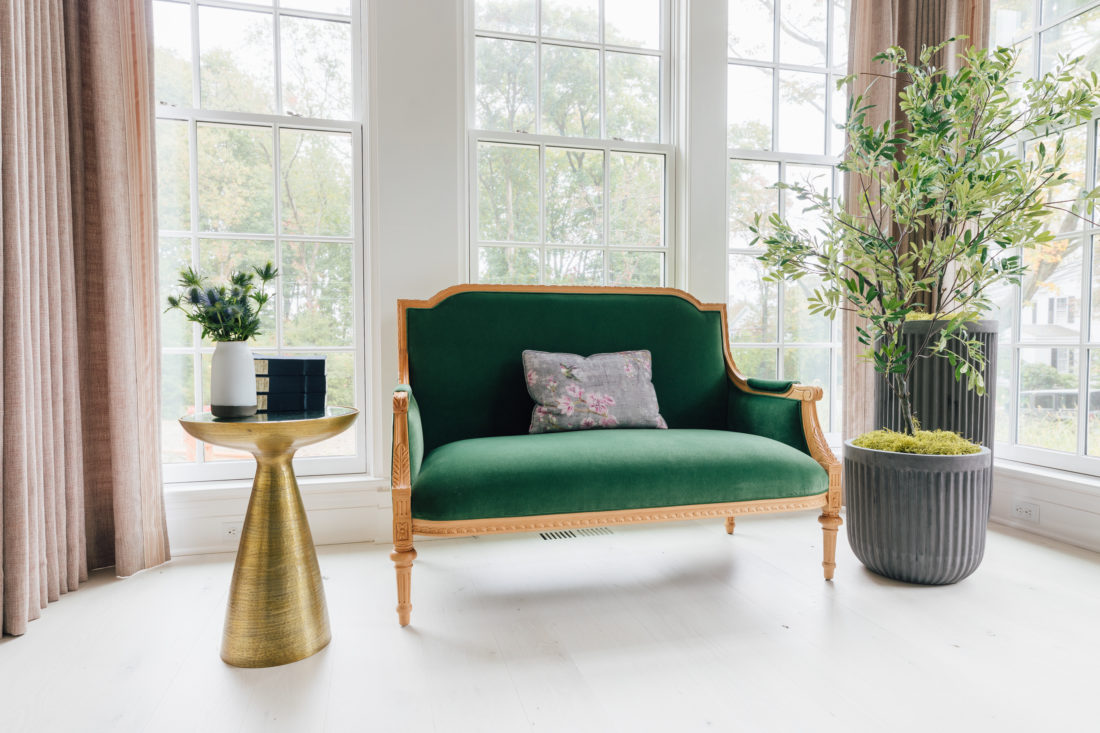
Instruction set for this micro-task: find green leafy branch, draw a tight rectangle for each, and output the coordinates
[750,41,1100,435]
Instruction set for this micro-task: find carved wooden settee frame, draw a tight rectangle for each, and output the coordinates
[390,285,842,626]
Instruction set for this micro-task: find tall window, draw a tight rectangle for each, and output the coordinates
[153,0,365,482]
[726,0,847,434]
[469,0,672,286]
[991,0,1100,473]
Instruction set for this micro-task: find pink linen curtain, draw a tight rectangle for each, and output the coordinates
[0,0,169,636]
[842,0,990,440]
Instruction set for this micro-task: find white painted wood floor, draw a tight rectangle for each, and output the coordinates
[2,512,1098,733]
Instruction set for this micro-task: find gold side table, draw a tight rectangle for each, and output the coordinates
[179,407,358,668]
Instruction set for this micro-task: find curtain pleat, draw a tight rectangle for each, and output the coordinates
[66,0,168,575]
[0,0,168,636]
[841,0,990,441]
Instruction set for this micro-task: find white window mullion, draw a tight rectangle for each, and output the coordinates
[468,131,479,281]
[1078,120,1098,455]
[776,160,786,381]
[189,0,201,109]
[824,0,834,157]
[538,141,546,283]
[603,141,611,284]
[660,0,671,145]
[535,0,543,134]
[663,150,674,287]
[186,114,205,465]
[272,123,285,354]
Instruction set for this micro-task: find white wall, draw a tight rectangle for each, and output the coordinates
[368,0,468,465]
[677,0,728,303]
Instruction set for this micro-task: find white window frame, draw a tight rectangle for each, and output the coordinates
[465,0,677,286]
[991,0,1100,475]
[726,0,846,437]
[154,0,370,485]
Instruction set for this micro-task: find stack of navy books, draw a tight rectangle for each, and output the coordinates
[253,355,327,414]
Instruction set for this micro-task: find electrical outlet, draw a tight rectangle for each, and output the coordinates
[1013,501,1039,524]
[221,521,244,542]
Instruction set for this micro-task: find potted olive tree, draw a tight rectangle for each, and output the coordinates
[752,42,1100,584]
[166,262,278,417]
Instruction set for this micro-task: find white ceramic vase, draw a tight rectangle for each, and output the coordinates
[211,340,257,417]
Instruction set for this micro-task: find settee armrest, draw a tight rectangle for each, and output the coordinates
[392,385,424,488]
[727,373,843,577]
[726,376,837,471]
[745,377,796,394]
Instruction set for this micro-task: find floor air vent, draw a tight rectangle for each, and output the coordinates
[539,527,613,540]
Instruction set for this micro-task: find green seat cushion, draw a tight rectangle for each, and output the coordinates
[411,429,828,521]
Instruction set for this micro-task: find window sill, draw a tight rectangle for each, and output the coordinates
[994,459,1100,498]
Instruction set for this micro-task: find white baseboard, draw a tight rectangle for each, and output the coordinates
[991,461,1100,554]
[165,475,394,556]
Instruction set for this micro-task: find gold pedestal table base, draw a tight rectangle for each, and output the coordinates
[180,407,358,668]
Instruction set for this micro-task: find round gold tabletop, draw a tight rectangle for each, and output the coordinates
[179,406,358,455]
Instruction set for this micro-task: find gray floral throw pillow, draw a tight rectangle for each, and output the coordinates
[522,349,668,433]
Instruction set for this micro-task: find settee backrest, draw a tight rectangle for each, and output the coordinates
[401,287,731,454]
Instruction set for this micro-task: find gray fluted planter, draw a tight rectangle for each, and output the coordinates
[875,320,998,451]
[844,441,992,585]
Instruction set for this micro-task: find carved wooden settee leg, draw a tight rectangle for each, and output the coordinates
[391,391,416,626]
[390,545,416,626]
[797,393,843,580]
[818,512,841,580]
[725,516,736,535]
[390,484,415,626]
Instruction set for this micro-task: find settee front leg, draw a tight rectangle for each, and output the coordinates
[818,513,841,580]
[391,485,416,627]
[390,535,416,626]
[817,462,843,580]
[725,516,736,535]
[392,391,416,626]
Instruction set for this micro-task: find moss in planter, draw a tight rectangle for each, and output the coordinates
[903,312,980,322]
[853,429,981,455]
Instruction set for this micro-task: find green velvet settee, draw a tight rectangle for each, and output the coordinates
[389,285,842,626]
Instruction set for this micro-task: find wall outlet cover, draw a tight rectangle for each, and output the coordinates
[1012,501,1040,524]
[221,521,244,541]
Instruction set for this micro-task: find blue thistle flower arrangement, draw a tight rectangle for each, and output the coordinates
[165,262,278,342]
